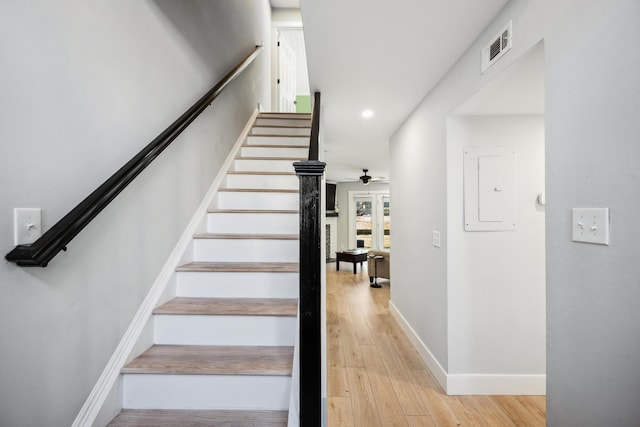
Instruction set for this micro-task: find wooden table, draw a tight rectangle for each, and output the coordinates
[336,249,369,274]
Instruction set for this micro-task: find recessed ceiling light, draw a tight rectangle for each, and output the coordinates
[361,110,374,118]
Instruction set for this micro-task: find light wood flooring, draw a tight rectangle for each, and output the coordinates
[108,409,287,426]
[326,262,546,426]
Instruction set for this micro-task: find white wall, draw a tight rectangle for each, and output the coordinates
[544,1,640,425]
[0,1,271,426]
[391,0,640,424]
[446,115,545,391]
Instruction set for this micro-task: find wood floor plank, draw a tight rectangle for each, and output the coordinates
[328,336,346,369]
[347,298,375,346]
[388,374,434,417]
[153,297,297,316]
[492,396,545,427]
[122,345,293,376]
[468,396,517,427]
[360,345,409,426]
[108,409,287,426]
[341,331,365,368]
[405,415,437,427]
[327,397,355,427]
[328,366,351,397]
[446,396,490,427]
[346,367,383,427]
[411,370,461,427]
[514,395,546,424]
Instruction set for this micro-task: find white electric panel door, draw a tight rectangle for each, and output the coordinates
[478,156,505,222]
[464,147,516,231]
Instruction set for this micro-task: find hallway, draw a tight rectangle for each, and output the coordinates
[326,262,546,426]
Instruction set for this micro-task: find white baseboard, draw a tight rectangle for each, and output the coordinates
[388,301,546,396]
[388,301,448,390]
[72,110,259,427]
[447,374,546,395]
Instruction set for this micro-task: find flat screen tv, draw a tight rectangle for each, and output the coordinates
[326,183,336,211]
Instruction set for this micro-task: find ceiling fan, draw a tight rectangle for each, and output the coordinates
[346,169,387,185]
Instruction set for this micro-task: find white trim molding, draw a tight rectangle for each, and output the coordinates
[347,190,390,250]
[388,301,448,389]
[72,110,259,427]
[389,300,546,396]
[447,373,546,395]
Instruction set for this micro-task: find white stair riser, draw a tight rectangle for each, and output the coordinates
[246,136,309,146]
[240,146,309,158]
[123,374,290,410]
[255,118,311,127]
[215,192,299,210]
[154,315,296,346]
[177,272,299,299]
[207,212,298,234]
[225,174,299,190]
[251,127,310,136]
[193,239,298,263]
[234,159,299,172]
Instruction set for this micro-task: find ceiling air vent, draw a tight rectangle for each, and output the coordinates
[481,21,512,73]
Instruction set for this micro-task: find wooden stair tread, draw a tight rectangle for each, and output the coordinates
[218,188,298,193]
[108,409,287,427]
[252,124,311,129]
[259,112,311,116]
[176,262,299,272]
[154,297,298,316]
[207,209,298,214]
[193,233,298,240]
[122,345,293,376]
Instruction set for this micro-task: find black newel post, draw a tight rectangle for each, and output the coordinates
[294,160,325,427]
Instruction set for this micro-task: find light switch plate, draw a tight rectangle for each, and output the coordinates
[433,231,441,248]
[572,208,609,245]
[14,208,42,245]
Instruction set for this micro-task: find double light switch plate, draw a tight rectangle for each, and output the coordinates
[572,208,609,245]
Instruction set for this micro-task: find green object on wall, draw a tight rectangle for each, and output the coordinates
[296,95,311,113]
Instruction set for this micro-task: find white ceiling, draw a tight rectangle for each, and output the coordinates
[299,0,510,182]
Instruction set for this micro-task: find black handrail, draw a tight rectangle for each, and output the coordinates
[295,90,324,426]
[5,46,263,267]
[308,91,321,161]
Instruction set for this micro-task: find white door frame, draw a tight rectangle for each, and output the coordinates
[348,191,390,250]
[271,19,302,112]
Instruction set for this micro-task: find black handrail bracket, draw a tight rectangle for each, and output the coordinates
[5,46,263,267]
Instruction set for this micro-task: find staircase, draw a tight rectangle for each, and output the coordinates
[108,112,311,426]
